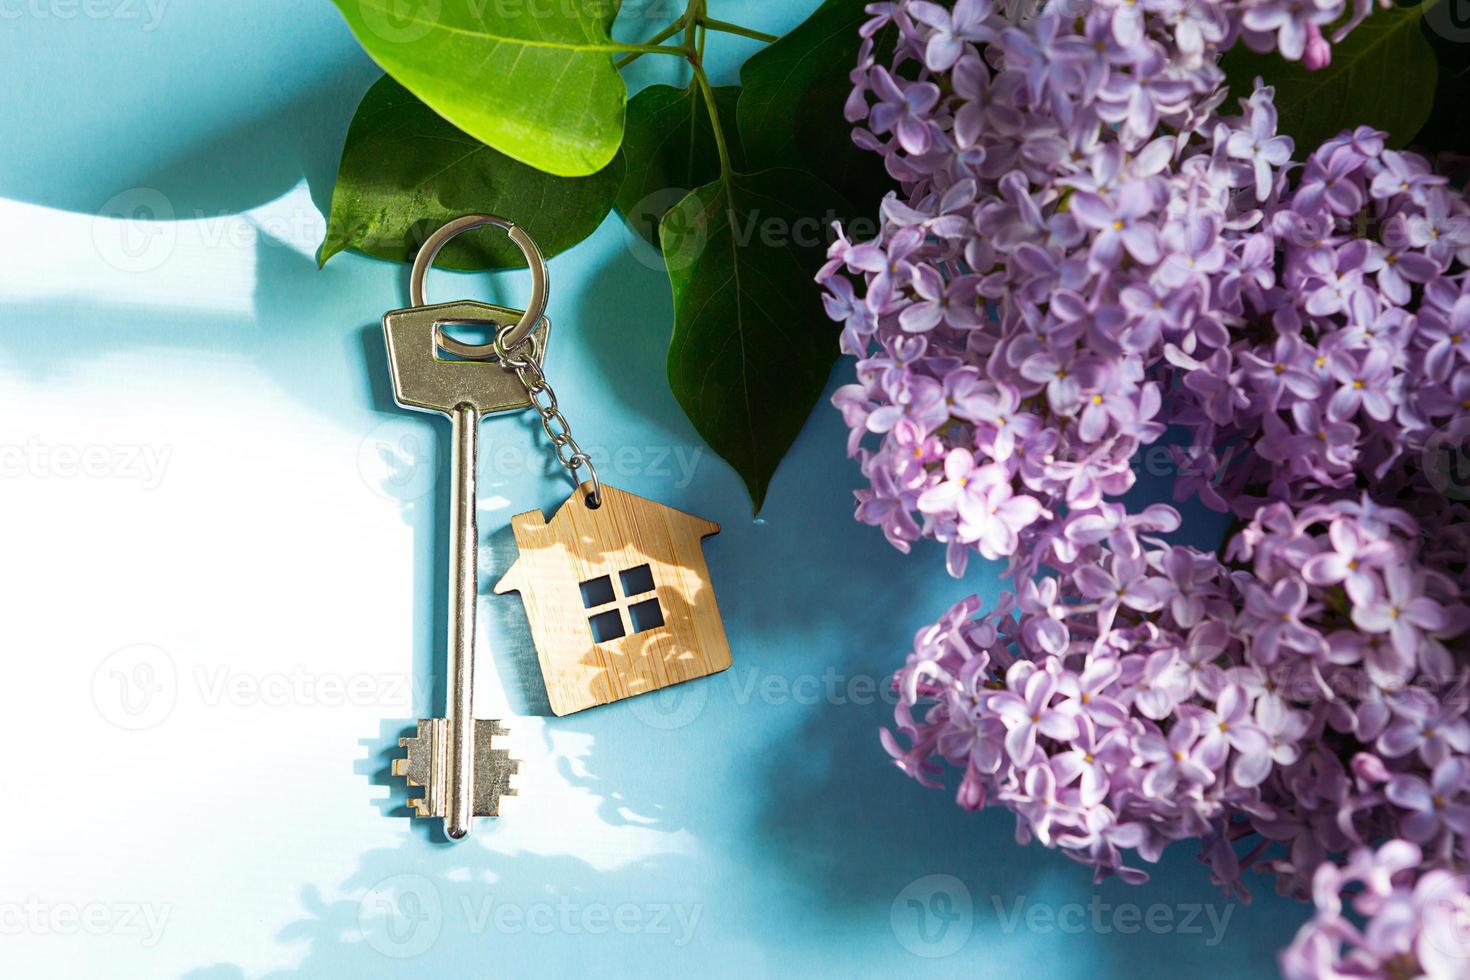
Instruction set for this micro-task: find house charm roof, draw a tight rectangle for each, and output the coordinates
[494,483,732,716]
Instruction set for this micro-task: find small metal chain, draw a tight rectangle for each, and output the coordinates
[494,324,602,508]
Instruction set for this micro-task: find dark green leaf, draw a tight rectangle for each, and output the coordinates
[660,170,853,510]
[615,83,743,248]
[1222,1,1439,151]
[329,0,626,177]
[320,76,623,270]
[1406,0,1470,153]
[738,0,892,208]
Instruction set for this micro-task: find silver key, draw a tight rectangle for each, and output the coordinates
[382,298,549,839]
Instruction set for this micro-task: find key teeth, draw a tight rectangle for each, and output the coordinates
[398,720,438,786]
[473,719,520,817]
[390,719,442,827]
[390,718,521,819]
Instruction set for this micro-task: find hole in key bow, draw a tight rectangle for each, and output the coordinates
[434,322,505,362]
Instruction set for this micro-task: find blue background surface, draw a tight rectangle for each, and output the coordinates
[0,1,1302,975]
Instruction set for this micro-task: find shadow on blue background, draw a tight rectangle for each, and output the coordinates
[0,95,1301,980]
[0,1,1309,975]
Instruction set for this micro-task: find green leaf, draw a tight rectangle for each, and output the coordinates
[319,76,623,270]
[660,170,853,510]
[1221,1,1439,151]
[329,0,627,177]
[1403,0,1470,152]
[615,83,744,248]
[738,0,891,208]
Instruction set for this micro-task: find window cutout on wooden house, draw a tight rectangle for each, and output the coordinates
[620,563,655,597]
[580,575,615,608]
[588,608,626,643]
[628,597,665,634]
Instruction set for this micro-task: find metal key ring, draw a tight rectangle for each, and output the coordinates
[410,214,549,356]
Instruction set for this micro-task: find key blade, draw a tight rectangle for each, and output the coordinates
[473,720,519,817]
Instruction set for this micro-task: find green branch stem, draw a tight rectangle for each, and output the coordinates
[611,42,688,57]
[613,2,772,82]
[697,18,777,43]
[690,64,732,191]
[685,0,731,200]
[614,13,688,68]
[610,42,688,68]
[617,0,748,204]
[684,0,703,54]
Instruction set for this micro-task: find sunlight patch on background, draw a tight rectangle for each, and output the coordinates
[0,338,698,978]
[0,181,325,314]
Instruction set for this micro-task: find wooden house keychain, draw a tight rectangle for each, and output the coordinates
[381,214,733,839]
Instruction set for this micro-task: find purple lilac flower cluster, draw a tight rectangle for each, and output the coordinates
[819,1,1470,975]
[1169,128,1470,518]
[1281,841,1470,977]
[883,499,1467,889]
[823,0,1362,578]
